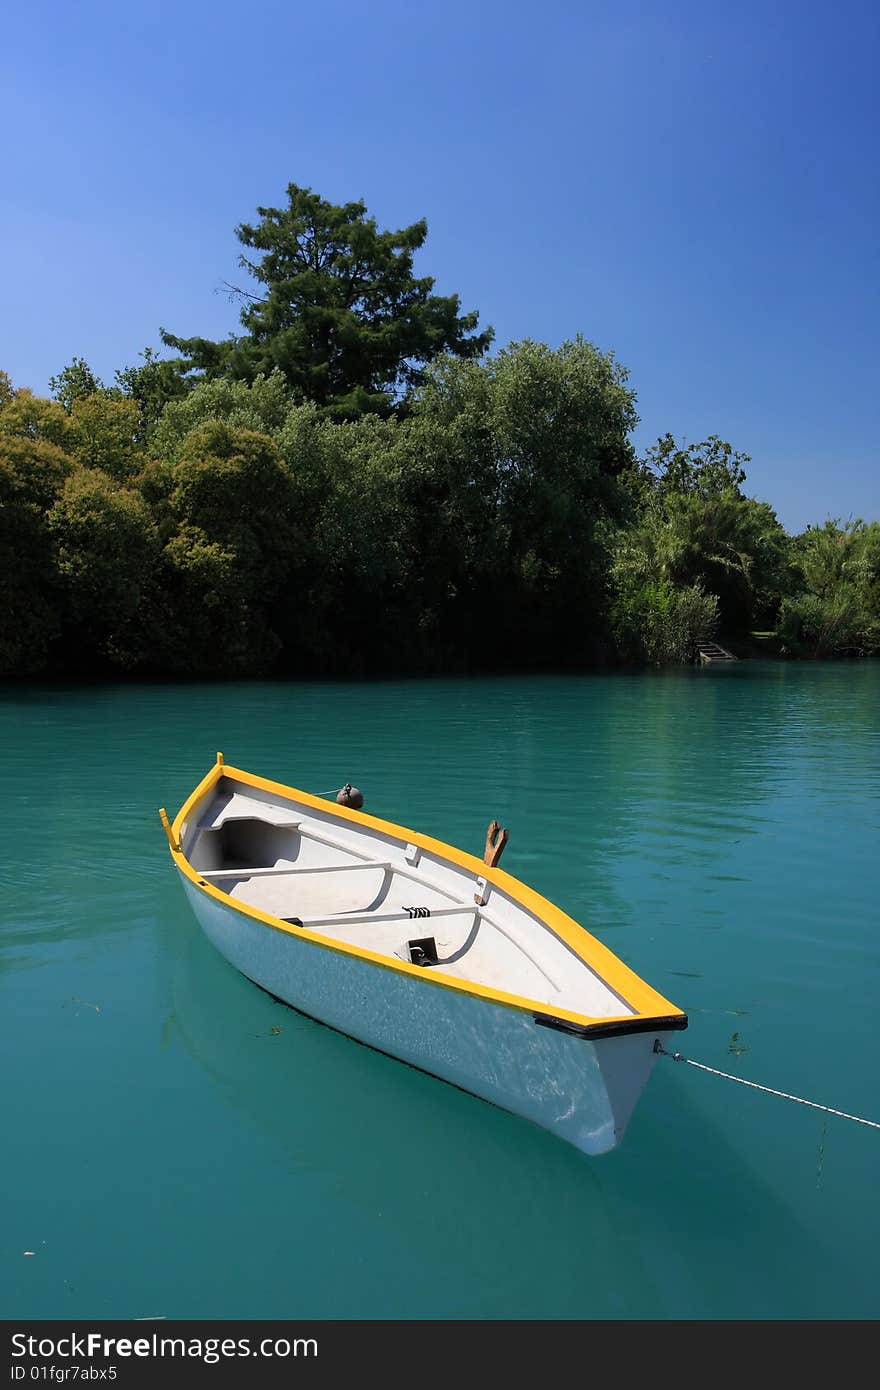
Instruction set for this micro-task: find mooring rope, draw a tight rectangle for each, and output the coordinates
[654,1042,880,1130]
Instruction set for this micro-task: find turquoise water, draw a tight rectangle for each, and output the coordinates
[1,664,878,1319]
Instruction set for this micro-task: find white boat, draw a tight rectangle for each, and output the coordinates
[161,755,687,1155]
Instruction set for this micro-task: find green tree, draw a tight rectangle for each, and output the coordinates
[0,387,73,450]
[0,432,73,673]
[408,338,638,665]
[301,412,420,669]
[616,435,792,640]
[147,420,304,673]
[779,519,880,656]
[49,356,104,411]
[161,183,493,418]
[641,433,749,498]
[114,347,190,436]
[48,469,159,667]
[151,371,291,461]
[68,394,143,479]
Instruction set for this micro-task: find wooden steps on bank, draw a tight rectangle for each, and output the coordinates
[696,640,737,665]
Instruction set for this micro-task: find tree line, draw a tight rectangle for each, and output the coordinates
[2,183,877,678]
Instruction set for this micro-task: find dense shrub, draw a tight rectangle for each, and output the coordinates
[778,521,880,656]
[611,578,719,665]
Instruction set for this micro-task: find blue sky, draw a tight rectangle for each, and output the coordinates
[3,0,877,530]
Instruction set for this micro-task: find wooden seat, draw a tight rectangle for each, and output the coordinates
[228,864,388,919]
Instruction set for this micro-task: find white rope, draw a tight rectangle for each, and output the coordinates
[655,1043,880,1130]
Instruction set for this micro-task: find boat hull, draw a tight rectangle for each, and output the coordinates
[181,874,669,1156]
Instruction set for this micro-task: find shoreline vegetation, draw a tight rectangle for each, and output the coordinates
[3,183,878,680]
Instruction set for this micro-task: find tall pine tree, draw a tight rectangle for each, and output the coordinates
[162,184,492,417]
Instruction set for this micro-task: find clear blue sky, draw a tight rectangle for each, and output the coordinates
[3,0,877,530]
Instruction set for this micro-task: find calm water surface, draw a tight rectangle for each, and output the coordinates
[2,664,878,1318]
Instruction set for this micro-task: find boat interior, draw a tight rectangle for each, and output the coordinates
[183,778,636,1019]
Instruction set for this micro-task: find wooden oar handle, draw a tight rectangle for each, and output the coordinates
[475,821,509,904]
[483,820,509,868]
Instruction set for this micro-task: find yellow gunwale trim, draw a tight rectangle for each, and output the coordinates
[167,761,686,1032]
